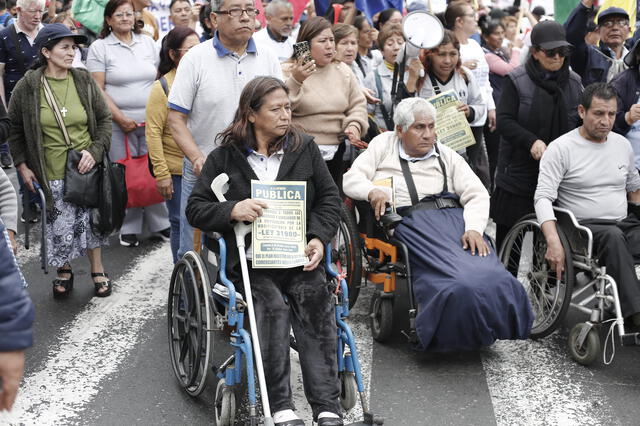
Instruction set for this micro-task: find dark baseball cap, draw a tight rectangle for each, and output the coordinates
[597,7,629,25]
[531,21,572,50]
[34,23,87,51]
[531,6,545,17]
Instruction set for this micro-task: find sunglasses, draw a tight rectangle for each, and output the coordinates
[540,46,572,58]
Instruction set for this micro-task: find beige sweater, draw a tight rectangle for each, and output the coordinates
[284,61,368,146]
[343,131,490,233]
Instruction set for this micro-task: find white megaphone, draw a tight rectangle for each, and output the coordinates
[397,10,445,78]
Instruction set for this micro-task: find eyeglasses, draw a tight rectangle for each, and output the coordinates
[540,46,572,58]
[215,7,260,18]
[112,12,135,19]
[600,18,629,29]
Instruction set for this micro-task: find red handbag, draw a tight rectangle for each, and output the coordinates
[116,132,164,208]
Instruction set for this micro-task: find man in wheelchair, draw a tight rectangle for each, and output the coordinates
[535,83,640,326]
[343,98,533,351]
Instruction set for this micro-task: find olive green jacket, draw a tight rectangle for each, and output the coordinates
[8,67,112,207]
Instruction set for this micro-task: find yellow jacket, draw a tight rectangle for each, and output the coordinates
[145,69,184,180]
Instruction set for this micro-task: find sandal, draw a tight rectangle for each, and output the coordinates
[53,267,74,298]
[92,272,113,297]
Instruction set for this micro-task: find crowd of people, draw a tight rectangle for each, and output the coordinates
[4,0,640,424]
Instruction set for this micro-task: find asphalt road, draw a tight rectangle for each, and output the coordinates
[2,167,640,426]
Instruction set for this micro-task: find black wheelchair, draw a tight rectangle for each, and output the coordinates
[500,207,640,365]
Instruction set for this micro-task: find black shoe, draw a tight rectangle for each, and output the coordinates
[92,272,113,297]
[0,151,12,168]
[275,420,305,426]
[52,268,74,298]
[119,234,140,247]
[317,418,343,426]
[157,227,171,242]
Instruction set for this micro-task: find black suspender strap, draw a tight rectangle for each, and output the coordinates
[399,157,419,206]
[9,24,25,75]
[435,145,449,193]
[399,144,449,206]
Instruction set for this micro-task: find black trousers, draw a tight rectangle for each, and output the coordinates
[467,126,491,190]
[248,266,341,419]
[325,141,346,194]
[582,216,640,317]
[483,124,500,191]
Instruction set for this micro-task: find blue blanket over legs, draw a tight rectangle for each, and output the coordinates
[394,206,533,352]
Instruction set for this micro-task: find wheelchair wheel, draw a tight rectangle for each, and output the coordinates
[167,251,213,396]
[340,372,358,411]
[214,378,236,426]
[500,218,574,339]
[370,290,393,342]
[335,203,363,309]
[568,323,600,366]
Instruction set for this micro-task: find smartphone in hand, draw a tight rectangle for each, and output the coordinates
[293,41,312,65]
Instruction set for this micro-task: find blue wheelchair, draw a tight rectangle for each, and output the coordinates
[167,177,383,425]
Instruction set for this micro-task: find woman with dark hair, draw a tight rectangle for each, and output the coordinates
[417,30,485,131]
[479,17,522,187]
[9,24,113,297]
[87,0,169,248]
[353,15,381,79]
[375,7,402,31]
[284,16,367,189]
[145,26,199,263]
[186,76,343,426]
[492,21,583,246]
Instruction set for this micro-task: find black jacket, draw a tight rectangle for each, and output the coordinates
[565,2,640,86]
[495,68,583,196]
[611,67,640,135]
[186,134,341,278]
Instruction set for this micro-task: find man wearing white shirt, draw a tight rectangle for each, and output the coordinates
[252,0,294,62]
[168,0,282,259]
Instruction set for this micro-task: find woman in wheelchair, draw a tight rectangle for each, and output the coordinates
[343,97,534,351]
[185,77,344,426]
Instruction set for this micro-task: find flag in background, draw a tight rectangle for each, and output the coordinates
[314,0,404,23]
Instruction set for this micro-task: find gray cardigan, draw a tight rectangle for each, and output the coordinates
[0,168,17,232]
[7,67,112,207]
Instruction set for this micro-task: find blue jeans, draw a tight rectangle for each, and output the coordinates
[166,174,182,264]
[178,158,197,259]
[0,141,9,154]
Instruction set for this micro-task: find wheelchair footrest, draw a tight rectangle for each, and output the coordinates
[621,332,640,346]
[213,283,244,302]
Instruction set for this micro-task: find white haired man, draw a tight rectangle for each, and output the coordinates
[0,0,43,169]
[252,0,294,62]
[343,97,533,352]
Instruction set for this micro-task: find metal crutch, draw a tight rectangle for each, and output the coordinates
[210,173,274,426]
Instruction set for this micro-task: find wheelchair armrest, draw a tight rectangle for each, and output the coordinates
[380,210,403,229]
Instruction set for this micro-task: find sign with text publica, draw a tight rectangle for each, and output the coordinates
[251,180,307,268]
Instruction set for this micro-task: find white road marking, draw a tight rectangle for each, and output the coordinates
[482,335,616,426]
[1,243,174,426]
[15,226,44,268]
